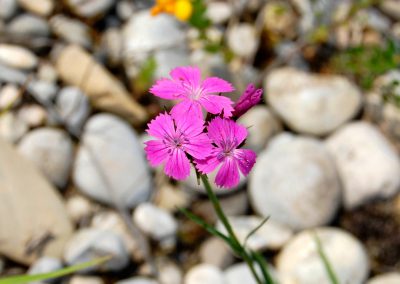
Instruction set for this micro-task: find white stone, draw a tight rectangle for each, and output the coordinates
[237,106,282,153]
[227,24,258,58]
[0,63,28,84]
[184,264,225,284]
[158,261,183,284]
[0,0,17,20]
[266,67,362,135]
[64,228,129,272]
[17,104,47,127]
[91,210,139,258]
[66,0,114,18]
[56,86,90,133]
[249,133,341,230]
[102,28,123,66]
[117,277,159,284]
[154,47,190,79]
[133,203,177,242]
[28,257,63,283]
[326,122,400,208]
[50,15,92,48]
[66,195,94,223]
[0,84,21,110]
[73,113,152,208]
[123,11,185,57]
[277,227,369,284]
[18,128,73,188]
[0,44,38,70]
[27,80,58,102]
[8,14,50,36]
[0,138,73,265]
[17,0,54,16]
[367,273,400,284]
[217,216,293,251]
[200,237,234,269]
[224,262,278,284]
[206,2,233,24]
[70,276,105,284]
[37,62,58,83]
[0,112,28,143]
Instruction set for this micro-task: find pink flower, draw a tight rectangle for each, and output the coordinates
[145,113,212,180]
[196,117,256,188]
[232,84,263,118]
[150,66,235,119]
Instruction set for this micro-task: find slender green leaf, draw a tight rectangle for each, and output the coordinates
[250,251,275,284]
[0,256,111,284]
[314,232,340,284]
[243,216,270,248]
[178,207,230,243]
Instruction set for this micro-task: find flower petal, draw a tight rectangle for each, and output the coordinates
[215,158,240,188]
[150,78,186,99]
[185,133,213,160]
[165,148,191,180]
[146,112,175,140]
[195,150,221,174]
[201,77,235,94]
[144,140,169,167]
[234,149,256,176]
[171,99,203,120]
[207,117,248,148]
[199,94,234,117]
[170,66,202,89]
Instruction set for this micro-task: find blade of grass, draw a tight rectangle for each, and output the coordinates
[243,216,270,248]
[314,232,340,284]
[0,256,111,284]
[178,207,232,244]
[250,251,275,284]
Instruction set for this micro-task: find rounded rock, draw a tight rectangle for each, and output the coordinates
[8,14,50,37]
[66,0,114,18]
[227,23,258,58]
[0,0,17,20]
[64,228,129,272]
[17,104,47,127]
[50,15,92,48]
[56,86,90,133]
[18,128,74,188]
[266,67,362,135]
[367,273,400,284]
[224,262,278,284]
[0,84,21,110]
[237,106,282,153]
[116,277,159,284]
[70,276,105,284]
[0,44,38,70]
[325,122,400,209]
[0,112,28,143]
[249,133,341,230]
[133,203,177,242]
[184,264,225,284]
[123,11,185,57]
[73,113,152,208]
[28,257,63,283]
[277,227,369,284]
[17,0,54,16]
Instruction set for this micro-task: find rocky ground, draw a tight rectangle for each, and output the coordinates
[0,0,400,283]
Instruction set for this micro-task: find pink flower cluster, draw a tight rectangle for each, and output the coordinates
[144,66,262,188]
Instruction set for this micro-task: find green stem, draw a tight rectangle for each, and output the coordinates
[200,175,263,284]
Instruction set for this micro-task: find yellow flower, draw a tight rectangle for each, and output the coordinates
[151,0,193,21]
